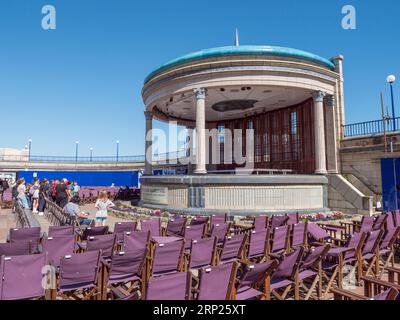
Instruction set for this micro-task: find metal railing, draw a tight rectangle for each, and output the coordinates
[343,117,400,138]
[14,202,40,228]
[44,198,75,226]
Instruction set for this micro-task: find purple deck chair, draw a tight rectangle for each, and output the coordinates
[268,247,304,300]
[307,223,331,242]
[9,227,41,243]
[48,225,75,237]
[291,223,308,250]
[197,262,238,300]
[166,217,187,237]
[190,216,209,225]
[248,229,270,260]
[270,225,290,256]
[123,231,150,251]
[253,216,269,232]
[210,222,231,243]
[183,223,206,249]
[188,237,217,269]
[145,272,192,300]
[358,216,375,233]
[42,235,76,267]
[113,221,137,244]
[140,219,161,237]
[377,226,400,277]
[321,232,367,296]
[234,260,277,300]
[57,250,101,299]
[385,212,396,230]
[211,213,228,225]
[360,230,384,278]
[103,247,147,300]
[286,213,299,226]
[150,239,185,277]
[395,210,400,226]
[296,244,331,300]
[80,234,117,258]
[372,214,387,231]
[0,253,47,300]
[0,241,31,256]
[219,233,247,264]
[81,226,109,241]
[270,215,289,228]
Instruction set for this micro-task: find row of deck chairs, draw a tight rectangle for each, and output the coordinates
[1,211,400,300]
[77,187,119,204]
[0,189,13,208]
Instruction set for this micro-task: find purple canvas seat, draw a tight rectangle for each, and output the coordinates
[145,272,192,300]
[268,247,304,300]
[395,210,400,226]
[360,230,384,278]
[234,260,277,300]
[296,244,331,300]
[286,213,299,226]
[183,223,206,249]
[377,227,400,277]
[247,229,270,260]
[42,235,76,267]
[9,227,41,244]
[188,237,217,269]
[79,234,117,258]
[270,225,290,255]
[197,262,238,300]
[219,233,247,264]
[113,222,137,244]
[321,232,367,296]
[123,231,150,251]
[0,253,47,300]
[291,223,308,250]
[385,212,396,230]
[140,219,161,236]
[211,213,228,225]
[190,216,209,226]
[48,225,75,237]
[81,226,109,241]
[372,214,387,231]
[102,247,147,300]
[56,250,101,299]
[253,215,269,232]
[307,223,330,242]
[209,222,231,243]
[165,217,187,237]
[270,215,289,228]
[0,241,31,256]
[150,239,185,277]
[358,216,375,233]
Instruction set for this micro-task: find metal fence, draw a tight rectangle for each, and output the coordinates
[343,117,400,138]
[14,202,40,228]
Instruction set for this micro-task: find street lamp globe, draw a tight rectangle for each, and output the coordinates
[387,75,396,84]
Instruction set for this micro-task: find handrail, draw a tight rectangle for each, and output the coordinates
[14,202,40,228]
[343,117,400,138]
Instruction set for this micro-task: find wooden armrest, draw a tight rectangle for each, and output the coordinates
[330,288,369,300]
[360,276,400,290]
[385,266,400,274]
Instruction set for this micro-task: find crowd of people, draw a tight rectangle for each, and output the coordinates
[11,178,115,227]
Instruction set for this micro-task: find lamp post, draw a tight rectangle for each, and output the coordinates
[387,75,396,131]
[116,140,120,162]
[90,147,93,162]
[75,141,79,162]
[28,139,32,161]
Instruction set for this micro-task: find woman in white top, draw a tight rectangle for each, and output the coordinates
[95,190,115,226]
[16,179,29,209]
[31,180,40,213]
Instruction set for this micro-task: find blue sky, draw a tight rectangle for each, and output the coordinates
[0,0,399,156]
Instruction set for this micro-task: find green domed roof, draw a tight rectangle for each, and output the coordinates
[144,45,336,83]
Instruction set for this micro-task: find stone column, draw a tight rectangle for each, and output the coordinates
[313,91,327,175]
[187,127,195,174]
[144,111,153,176]
[194,88,207,174]
[325,95,339,174]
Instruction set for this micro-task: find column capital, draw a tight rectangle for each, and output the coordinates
[144,111,153,121]
[194,87,207,100]
[312,91,327,103]
[325,95,335,107]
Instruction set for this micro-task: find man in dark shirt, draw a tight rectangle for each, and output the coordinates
[38,179,50,215]
[56,179,70,208]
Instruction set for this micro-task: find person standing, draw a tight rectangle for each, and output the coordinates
[16,179,29,209]
[95,190,114,226]
[38,179,50,215]
[31,179,40,213]
[55,179,70,208]
[72,181,80,197]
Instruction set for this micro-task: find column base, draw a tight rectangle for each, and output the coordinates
[315,170,328,175]
[194,169,207,175]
